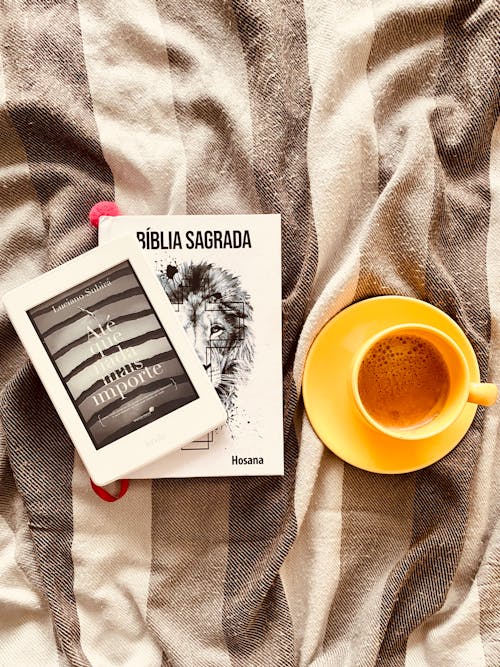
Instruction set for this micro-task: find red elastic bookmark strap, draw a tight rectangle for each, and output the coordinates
[90,479,130,502]
[87,200,127,502]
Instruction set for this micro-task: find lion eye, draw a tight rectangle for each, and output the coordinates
[210,324,224,336]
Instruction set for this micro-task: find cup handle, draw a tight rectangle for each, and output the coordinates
[468,382,498,407]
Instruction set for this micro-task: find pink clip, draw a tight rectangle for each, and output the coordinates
[89,201,122,228]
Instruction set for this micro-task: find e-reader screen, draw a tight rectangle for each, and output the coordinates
[28,260,198,449]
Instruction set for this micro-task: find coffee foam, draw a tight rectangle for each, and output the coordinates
[358,334,450,430]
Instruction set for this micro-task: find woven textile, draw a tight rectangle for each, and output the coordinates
[0,1,499,665]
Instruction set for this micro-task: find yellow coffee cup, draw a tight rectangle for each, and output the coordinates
[351,323,497,441]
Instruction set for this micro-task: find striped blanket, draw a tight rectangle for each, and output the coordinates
[0,1,498,665]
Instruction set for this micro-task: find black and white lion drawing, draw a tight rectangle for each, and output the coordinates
[158,262,254,418]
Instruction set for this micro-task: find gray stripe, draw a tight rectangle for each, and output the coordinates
[149,1,268,664]
[152,0,318,661]
[221,0,317,663]
[147,478,232,666]
[377,1,498,663]
[2,0,114,266]
[1,1,115,663]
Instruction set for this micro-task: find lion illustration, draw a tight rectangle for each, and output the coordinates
[158,262,254,418]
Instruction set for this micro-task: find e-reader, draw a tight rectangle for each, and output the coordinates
[3,236,226,485]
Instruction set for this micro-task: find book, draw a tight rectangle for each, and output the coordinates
[98,214,283,477]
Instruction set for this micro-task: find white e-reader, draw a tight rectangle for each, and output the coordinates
[3,236,226,486]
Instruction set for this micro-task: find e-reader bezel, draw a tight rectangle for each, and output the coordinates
[3,236,226,485]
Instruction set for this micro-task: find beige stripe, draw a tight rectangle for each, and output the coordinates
[357,0,449,297]
[288,0,448,663]
[155,0,260,215]
[0,495,59,666]
[280,422,344,665]
[71,458,161,666]
[301,0,378,308]
[406,578,486,666]
[280,1,378,664]
[332,1,446,660]
[70,2,180,663]
[293,0,378,507]
[77,0,186,215]
[477,522,500,667]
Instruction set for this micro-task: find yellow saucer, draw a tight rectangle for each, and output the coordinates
[302,296,479,474]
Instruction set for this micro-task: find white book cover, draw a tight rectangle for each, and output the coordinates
[98,214,283,477]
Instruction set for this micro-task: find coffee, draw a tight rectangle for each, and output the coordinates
[358,334,450,430]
